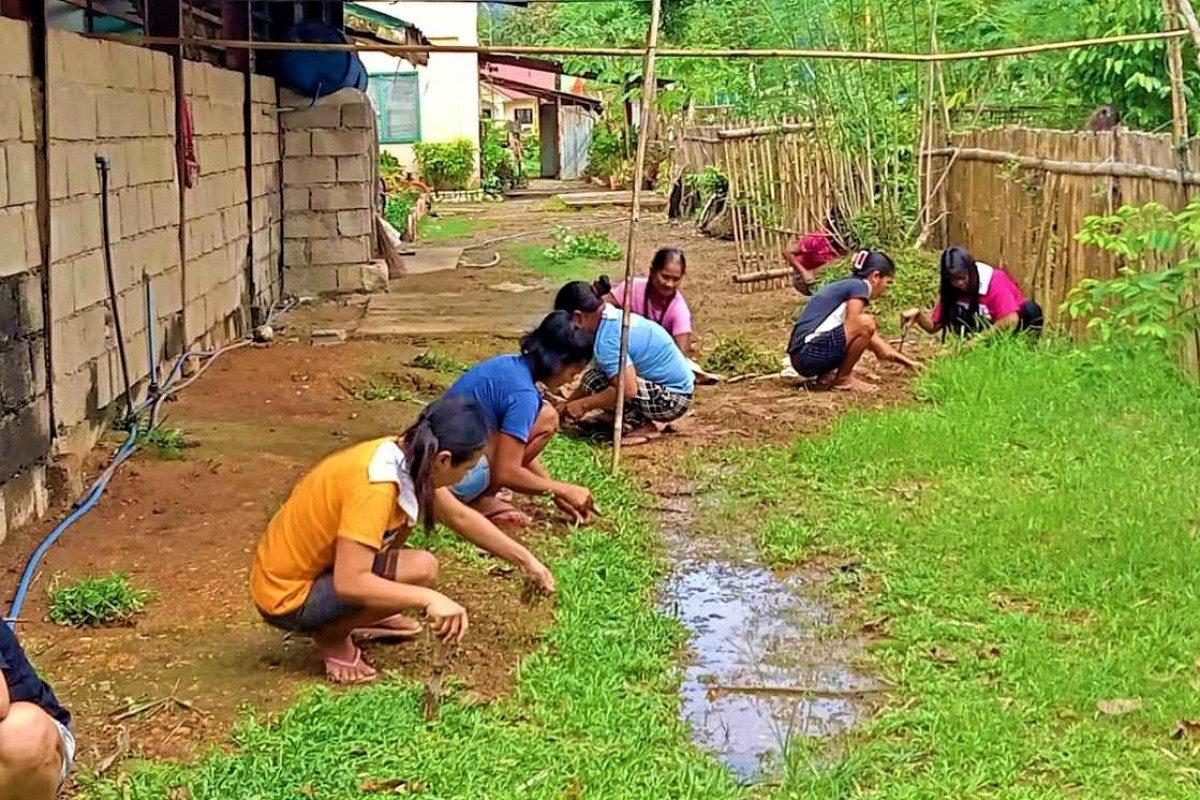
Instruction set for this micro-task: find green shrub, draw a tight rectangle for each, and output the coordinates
[48,572,155,627]
[413,139,476,191]
[544,225,623,263]
[684,165,728,200]
[1067,197,1200,349]
[139,426,192,460]
[586,124,625,179]
[480,123,516,195]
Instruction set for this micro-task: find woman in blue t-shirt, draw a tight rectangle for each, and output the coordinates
[444,311,599,527]
[554,278,695,445]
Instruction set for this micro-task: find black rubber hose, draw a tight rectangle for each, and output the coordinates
[96,155,135,428]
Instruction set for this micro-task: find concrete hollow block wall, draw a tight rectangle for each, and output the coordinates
[0,17,284,547]
[279,88,386,296]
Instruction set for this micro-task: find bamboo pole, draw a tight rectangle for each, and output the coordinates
[611,0,662,473]
[88,29,1192,63]
[1164,0,1190,143]
[1176,0,1200,68]
[923,147,1200,184]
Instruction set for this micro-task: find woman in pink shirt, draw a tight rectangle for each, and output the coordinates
[901,246,1043,338]
[605,248,694,355]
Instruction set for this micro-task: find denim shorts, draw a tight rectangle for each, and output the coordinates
[259,550,399,633]
[450,455,491,504]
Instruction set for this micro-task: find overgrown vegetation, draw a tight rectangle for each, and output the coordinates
[544,225,623,263]
[701,333,781,376]
[714,340,1200,795]
[1067,197,1200,350]
[413,139,477,192]
[352,382,423,404]
[79,438,743,800]
[48,572,155,627]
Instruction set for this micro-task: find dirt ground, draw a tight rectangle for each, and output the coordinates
[0,199,925,779]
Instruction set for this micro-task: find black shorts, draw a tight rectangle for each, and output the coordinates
[789,326,847,378]
[259,550,400,633]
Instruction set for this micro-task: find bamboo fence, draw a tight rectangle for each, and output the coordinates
[716,126,870,292]
[927,126,1200,377]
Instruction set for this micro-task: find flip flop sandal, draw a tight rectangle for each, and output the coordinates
[487,508,532,527]
[324,647,377,684]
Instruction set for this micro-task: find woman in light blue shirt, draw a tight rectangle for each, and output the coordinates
[554,278,694,445]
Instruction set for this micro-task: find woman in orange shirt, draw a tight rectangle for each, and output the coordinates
[250,397,555,684]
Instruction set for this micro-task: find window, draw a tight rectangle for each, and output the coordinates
[514,107,534,125]
[369,73,421,144]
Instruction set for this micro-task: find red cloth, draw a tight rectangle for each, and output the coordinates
[180,98,199,189]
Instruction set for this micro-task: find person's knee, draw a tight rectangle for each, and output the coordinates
[859,313,878,335]
[0,703,60,779]
[406,549,439,588]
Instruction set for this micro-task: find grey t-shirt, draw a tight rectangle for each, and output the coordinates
[788,277,871,353]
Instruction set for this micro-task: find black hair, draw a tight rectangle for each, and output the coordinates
[554,278,609,314]
[938,246,981,335]
[850,250,896,279]
[650,248,687,276]
[520,310,595,382]
[401,397,488,532]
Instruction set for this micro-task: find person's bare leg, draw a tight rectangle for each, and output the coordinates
[0,703,63,800]
[833,314,878,393]
[523,402,559,475]
[315,549,439,683]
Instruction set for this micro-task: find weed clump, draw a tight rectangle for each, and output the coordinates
[138,426,193,460]
[412,351,471,375]
[48,572,155,627]
[544,226,622,263]
[702,333,781,376]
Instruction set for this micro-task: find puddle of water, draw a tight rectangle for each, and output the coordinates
[659,492,876,784]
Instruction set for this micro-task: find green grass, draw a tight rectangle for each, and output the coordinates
[48,572,155,627]
[78,437,743,800]
[715,340,1200,797]
[417,216,486,242]
[412,350,471,376]
[510,244,606,283]
[138,426,192,460]
[353,382,423,404]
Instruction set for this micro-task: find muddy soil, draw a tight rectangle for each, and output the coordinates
[0,200,923,779]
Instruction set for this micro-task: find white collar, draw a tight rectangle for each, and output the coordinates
[366,440,420,525]
[602,304,622,321]
[975,262,995,294]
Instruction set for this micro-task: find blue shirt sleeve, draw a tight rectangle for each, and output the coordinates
[498,390,541,443]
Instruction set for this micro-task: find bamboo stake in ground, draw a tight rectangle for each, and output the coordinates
[1177,0,1200,69]
[611,0,664,473]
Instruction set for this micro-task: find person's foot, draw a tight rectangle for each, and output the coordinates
[471,495,532,527]
[855,367,881,382]
[814,370,838,389]
[353,613,423,642]
[318,638,377,684]
[833,375,878,394]
[622,424,663,447]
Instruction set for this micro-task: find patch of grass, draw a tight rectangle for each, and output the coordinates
[79,437,743,800]
[510,243,604,284]
[352,382,422,404]
[701,333,781,376]
[48,572,155,627]
[412,350,471,376]
[138,426,193,460]
[545,226,623,263]
[417,216,485,242]
[539,196,571,212]
[718,339,1200,797]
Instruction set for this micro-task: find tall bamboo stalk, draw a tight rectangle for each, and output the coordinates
[611,0,663,473]
[1164,0,1190,143]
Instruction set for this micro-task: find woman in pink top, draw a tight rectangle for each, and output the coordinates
[605,248,694,355]
[901,246,1043,339]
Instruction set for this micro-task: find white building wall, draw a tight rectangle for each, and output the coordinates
[359,2,480,180]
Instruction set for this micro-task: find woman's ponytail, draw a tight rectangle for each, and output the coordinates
[401,397,488,531]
